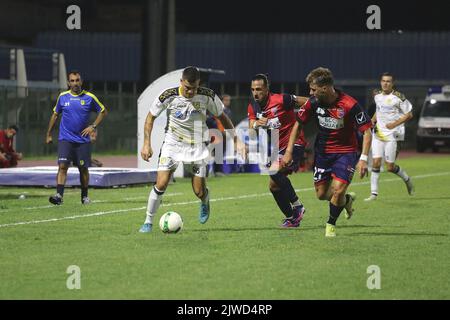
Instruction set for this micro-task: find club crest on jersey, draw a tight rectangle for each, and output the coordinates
[192,102,201,109]
[81,100,85,105]
[316,107,326,116]
[336,107,345,119]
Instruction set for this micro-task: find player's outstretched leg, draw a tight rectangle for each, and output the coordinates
[140,185,165,233]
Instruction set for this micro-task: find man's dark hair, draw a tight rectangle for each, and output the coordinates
[252,73,270,87]
[381,72,394,81]
[8,124,19,133]
[182,66,200,83]
[67,70,82,81]
[306,67,334,86]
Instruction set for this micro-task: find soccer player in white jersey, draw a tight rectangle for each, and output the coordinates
[139,66,246,233]
[365,72,415,201]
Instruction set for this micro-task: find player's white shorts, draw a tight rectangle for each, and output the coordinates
[158,140,209,177]
[371,137,397,163]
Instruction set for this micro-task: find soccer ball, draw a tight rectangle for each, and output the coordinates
[159,211,183,233]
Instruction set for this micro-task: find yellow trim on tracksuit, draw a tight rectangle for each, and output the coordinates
[84,91,106,112]
[53,90,71,114]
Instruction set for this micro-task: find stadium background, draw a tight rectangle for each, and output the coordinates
[0,0,449,156]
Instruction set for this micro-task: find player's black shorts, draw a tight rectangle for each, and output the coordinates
[57,140,91,168]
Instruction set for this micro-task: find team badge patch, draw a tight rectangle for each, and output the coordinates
[336,107,345,119]
[356,112,367,124]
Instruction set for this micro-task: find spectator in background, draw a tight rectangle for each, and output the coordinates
[0,125,22,168]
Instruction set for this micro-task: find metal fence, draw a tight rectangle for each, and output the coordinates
[0,83,439,157]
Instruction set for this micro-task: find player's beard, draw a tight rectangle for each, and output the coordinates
[72,85,81,94]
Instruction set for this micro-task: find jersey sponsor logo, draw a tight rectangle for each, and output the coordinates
[318,116,344,129]
[379,105,393,113]
[64,102,70,106]
[356,112,367,124]
[174,110,187,119]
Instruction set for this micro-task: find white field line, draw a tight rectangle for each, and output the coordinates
[0,193,184,212]
[1,171,449,228]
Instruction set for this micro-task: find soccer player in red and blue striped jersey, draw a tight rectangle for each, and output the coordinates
[282,67,372,237]
[248,74,308,228]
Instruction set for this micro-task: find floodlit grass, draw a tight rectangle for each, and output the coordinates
[0,156,449,299]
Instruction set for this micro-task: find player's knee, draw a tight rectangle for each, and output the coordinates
[154,181,168,192]
[59,164,69,172]
[372,158,382,168]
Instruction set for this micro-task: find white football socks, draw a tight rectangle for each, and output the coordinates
[394,166,410,182]
[144,186,164,224]
[291,200,302,207]
[370,170,380,196]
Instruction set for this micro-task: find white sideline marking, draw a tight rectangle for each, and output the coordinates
[1,171,449,228]
[0,193,184,212]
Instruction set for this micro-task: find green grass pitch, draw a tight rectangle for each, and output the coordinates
[0,155,449,299]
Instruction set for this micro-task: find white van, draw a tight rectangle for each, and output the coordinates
[416,85,450,152]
